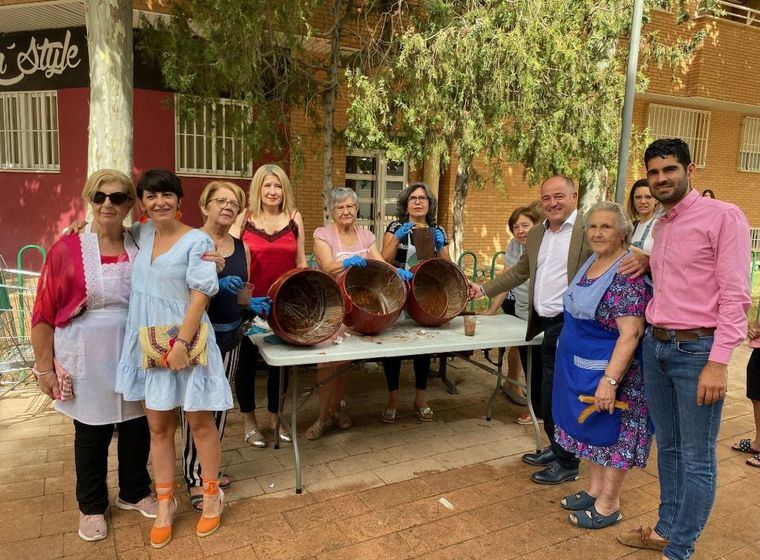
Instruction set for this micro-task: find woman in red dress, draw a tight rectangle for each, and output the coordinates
[236,164,306,447]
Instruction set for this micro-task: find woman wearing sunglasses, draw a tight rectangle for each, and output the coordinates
[115,169,232,548]
[31,170,156,542]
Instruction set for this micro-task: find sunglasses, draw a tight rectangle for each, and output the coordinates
[91,191,130,205]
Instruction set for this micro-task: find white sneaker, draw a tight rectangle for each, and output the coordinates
[78,512,107,541]
[115,494,158,519]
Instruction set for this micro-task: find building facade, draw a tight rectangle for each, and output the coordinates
[1,0,758,275]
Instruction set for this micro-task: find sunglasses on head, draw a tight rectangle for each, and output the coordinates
[91,191,130,205]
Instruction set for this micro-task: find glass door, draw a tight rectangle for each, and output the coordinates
[345,151,407,247]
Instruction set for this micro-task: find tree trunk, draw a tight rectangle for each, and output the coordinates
[322,0,342,223]
[451,157,471,262]
[84,0,133,176]
[579,166,609,213]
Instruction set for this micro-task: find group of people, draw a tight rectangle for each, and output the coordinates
[469,138,751,560]
[29,137,754,559]
[30,163,449,546]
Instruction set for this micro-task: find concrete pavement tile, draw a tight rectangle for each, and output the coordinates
[326,448,396,477]
[316,532,414,560]
[224,455,282,480]
[0,448,47,468]
[0,492,62,515]
[0,478,46,501]
[252,522,350,560]
[0,512,41,543]
[336,503,425,542]
[277,443,349,467]
[304,470,385,502]
[203,544,259,560]
[113,522,145,552]
[386,437,455,462]
[0,460,63,483]
[408,485,496,522]
[196,521,263,557]
[397,511,488,555]
[467,492,550,532]
[338,432,402,456]
[256,463,334,493]
[222,488,313,524]
[222,475,265,501]
[421,462,500,493]
[41,509,79,536]
[431,443,503,469]
[62,529,116,556]
[373,456,446,484]
[357,478,436,511]
[282,493,371,531]
[2,533,63,560]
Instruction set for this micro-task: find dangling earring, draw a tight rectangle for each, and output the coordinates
[139,212,149,224]
[175,210,183,220]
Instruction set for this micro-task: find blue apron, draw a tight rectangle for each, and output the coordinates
[552,253,640,447]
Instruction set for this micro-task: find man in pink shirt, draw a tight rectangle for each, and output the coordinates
[619,139,751,560]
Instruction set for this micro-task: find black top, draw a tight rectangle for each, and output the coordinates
[385,220,449,269]
[209,237,248,353]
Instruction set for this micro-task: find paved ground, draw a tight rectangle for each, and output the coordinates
[1,344,758,560]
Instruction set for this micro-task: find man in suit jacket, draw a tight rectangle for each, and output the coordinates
[470,175,592,485]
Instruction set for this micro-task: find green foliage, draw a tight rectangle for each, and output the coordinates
[346,0,722,189]
[138,0,316,169]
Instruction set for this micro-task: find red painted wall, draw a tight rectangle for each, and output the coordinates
[1,88,260,271]
[0,88,89,272]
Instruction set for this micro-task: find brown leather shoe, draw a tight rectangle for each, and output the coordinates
[617,526,668,551]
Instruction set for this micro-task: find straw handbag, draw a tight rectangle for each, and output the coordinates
[138,324,209,369]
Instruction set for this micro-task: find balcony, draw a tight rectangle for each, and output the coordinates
[697,0,760,28]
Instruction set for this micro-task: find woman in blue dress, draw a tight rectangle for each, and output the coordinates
[552,201,653,530]
[116,169,232,548]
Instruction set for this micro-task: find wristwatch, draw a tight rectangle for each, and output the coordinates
[602,375,618,386]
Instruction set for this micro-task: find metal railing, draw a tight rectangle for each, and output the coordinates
[697,0,760,29]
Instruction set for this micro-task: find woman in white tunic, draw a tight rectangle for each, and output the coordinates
[31,170,156,543]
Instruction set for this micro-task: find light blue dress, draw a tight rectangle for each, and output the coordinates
[115,222,233,412]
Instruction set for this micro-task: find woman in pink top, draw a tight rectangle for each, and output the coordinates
[308,187,385,439]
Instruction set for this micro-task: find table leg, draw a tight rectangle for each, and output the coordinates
[438,356,459,395]
[525,347,542,452]
[292,366,302,494]
[486,347,505,421]
[275,366,285,450]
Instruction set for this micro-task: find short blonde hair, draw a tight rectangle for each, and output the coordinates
[82,169,135,203]
[248,164,296,218]
[198,180,246,215]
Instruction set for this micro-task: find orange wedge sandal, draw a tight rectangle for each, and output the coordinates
[150,482,178,549]
[196,477,224,538]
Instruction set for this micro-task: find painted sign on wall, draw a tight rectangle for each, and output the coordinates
[0,27,89,91]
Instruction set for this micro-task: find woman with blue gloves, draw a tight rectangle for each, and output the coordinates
[180,181,271,511]
[307,187,404,438]
[380,182,450,423]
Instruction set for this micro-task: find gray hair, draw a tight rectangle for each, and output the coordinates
[327,187,358,213]
[585,201,634,245]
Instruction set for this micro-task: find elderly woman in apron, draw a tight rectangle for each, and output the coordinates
[552,201,653,529]
[308,187,400,439]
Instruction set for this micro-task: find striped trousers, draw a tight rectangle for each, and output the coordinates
[180,343,240,489]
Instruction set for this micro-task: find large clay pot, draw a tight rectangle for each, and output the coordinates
[266,268,345,346]
[406,258,469,326]
[338,260,407,335]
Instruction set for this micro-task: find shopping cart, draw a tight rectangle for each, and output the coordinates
[0,255,40,398]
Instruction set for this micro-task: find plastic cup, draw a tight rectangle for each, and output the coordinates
[237,282,254,306]
[463,314,477,336]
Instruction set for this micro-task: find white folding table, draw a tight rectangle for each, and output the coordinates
[250,314,544,493]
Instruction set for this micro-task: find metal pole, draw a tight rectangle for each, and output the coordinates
[615,0,645,204]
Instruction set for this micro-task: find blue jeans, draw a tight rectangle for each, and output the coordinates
[643,332,723,560]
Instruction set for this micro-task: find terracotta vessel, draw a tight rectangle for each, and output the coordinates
[266,268,345,346]
[406,258,469,326]
[338,260,407,335]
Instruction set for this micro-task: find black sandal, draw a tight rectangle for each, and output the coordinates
[568,505,622,529]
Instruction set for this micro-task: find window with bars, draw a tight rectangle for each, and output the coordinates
[175,96,251,177]
[0,91,60,171]
[647,104,711,167]
[739,116,760,172]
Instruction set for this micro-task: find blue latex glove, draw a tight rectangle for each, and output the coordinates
[342,255,367,268]
[433,228,445,251]
[218,275,243,295]
[396,267,413,282]
[394,221,416,240]
[248,296,272,317]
